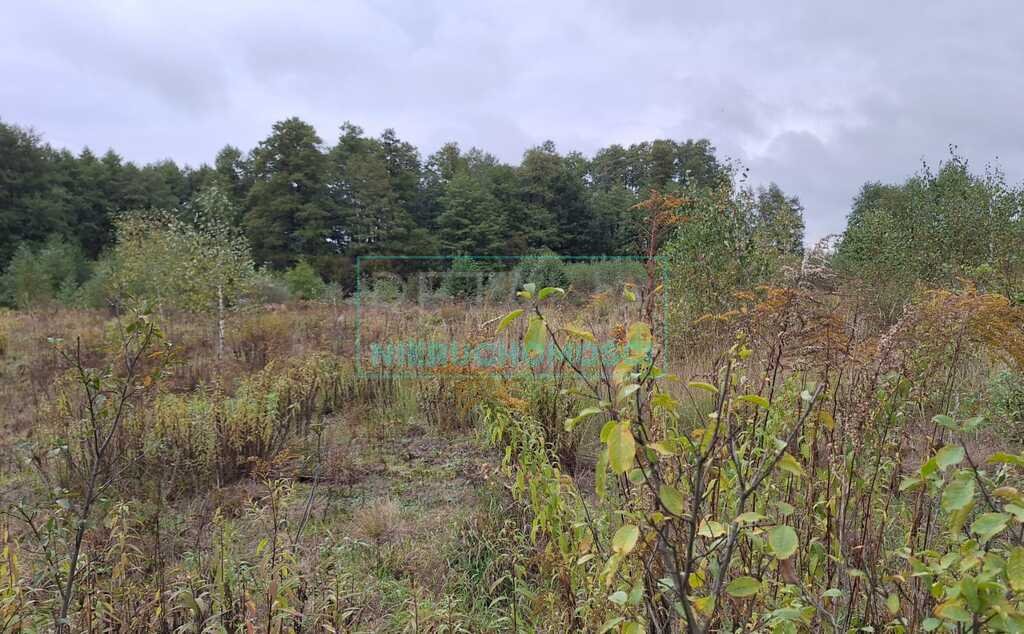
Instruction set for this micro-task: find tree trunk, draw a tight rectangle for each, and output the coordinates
[217,283,225,360]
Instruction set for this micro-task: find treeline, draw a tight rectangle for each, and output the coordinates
[833,153,1024,316]
[0,117,804,290]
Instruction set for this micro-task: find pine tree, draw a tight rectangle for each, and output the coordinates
[244,117,333,270]
[437,171,503,254]
[329,124,434,261]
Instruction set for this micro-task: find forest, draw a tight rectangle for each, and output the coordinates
[1,115,1024,633]
[0,118,803,305]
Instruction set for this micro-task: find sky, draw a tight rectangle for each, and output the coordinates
[3,1,1024,241]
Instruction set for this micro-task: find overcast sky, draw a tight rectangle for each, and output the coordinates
[3,1,1023,240]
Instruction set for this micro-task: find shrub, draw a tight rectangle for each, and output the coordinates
[284,260,326,300]
[369,273,403,303]
[70,258,116,309]
[107,210,256,315]
[990,369,1024,440]
[441,257,486,298]
[564,259,645,296]
[515,252,567,290]
[1,237,89,308]
[247,270,292,304]
[485,270,518,302]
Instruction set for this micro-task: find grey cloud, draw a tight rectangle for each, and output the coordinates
[3,0,1022,240]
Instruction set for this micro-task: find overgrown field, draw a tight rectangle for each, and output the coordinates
[1,265,1023,632]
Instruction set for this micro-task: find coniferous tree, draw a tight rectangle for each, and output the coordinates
[0,123,70,265]
[518,141,591,253]
[330,123,433,262]
[436,171,504,254]
[213,145,252,213]
[244,117,333,271]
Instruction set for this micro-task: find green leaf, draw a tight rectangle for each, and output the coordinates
[688,381,718,394]
[627,580,644,606]
[647,440,677,456]
[737,394,771,409]
[920,457,939,478]
[595,449,608,499]
[932,414,958,430]
[734,512,767,525]
[886,592,900,614]
[726,576,761,597]
[768,525,799,559]
[777,453,806,477]
[971,512,1010,543]
[934,445,965,471]
[608,422,636,474]
[962,416,985,432]
[599,420,618,443]
[692,595,714,615]
[948,499,975,534]
[597,617,624,634]
[1006,503,1024,522]
[768,607,805,621]
[617,383,641,403]
[626,322,653,358]
[900,476,923,492]
[659,485,685,516]
[612,524,639,555]
[1007,547,1024,592]
[607,590,627,605]
[935,600,971,623]
[622,623,642,634]
[538,286,565,301]
[988,452,1024,467]
[697,520,727,538]
[524,315,547,359]
[495,309,524,334]
[941,473,975,512]
[564,406,603,432]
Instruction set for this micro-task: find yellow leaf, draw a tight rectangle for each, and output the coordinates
[562,324,596,342]
[608,421,636,474]
[612,524,639,555]
[777,453,806,477]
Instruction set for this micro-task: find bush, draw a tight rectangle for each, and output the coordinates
[515,252,567,290]
[564,259,645,296]
[990,370,1024,440]
[485,270,519,302]
[107,210,256,314]
[284,260,326,300]
[70,259,114,309]
[441,257,487,298]
[369,273,404,303]
[247,270,293,305]
[1,237,89,308]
